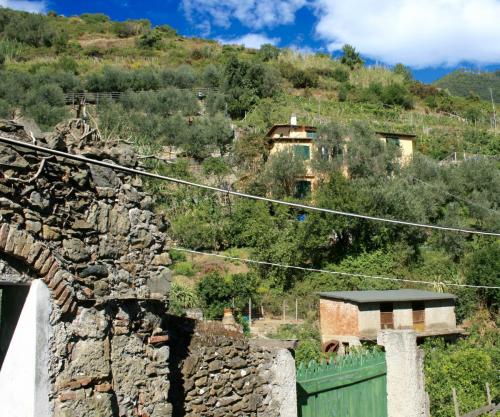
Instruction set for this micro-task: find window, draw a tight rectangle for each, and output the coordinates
[412,301,425,332]
[387,136,400,147]
[293,145,311,160]
[294,181,311,199]
[380,303,394,329]
[306,130,316,139]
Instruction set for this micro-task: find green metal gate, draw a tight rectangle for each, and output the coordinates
[296,351,388,417]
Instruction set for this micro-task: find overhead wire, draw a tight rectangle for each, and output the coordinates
[0,135,499,237]
[173,247,500,290]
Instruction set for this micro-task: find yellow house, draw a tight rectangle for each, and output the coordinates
[265,117,416,196]
[266,116,318,197]
[374,131,417,165]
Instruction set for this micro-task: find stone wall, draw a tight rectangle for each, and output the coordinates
[0,118,298,417]
[168,319,296,417]
[0,118,173,416]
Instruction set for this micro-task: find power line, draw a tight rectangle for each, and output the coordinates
[173,247,500,290]
[1,135,499,237]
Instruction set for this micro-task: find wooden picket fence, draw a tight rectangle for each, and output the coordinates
[452,384,500,417]
[296,351,387,417]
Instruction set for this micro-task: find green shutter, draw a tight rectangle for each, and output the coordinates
[295,181,311,198]
[387,136,400,147]
[294,145,311,160]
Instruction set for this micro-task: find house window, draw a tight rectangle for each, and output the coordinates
[387,136,400,147]
[380,302,394,329]
[306,130,316,139]
[293,145,310,160]
[412,301,425,332]
[294,181,311,199]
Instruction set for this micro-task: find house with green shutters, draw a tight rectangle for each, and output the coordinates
[265,116,416,197]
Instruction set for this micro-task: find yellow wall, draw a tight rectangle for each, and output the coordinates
[270,126,310,139]
[378,137,415,164]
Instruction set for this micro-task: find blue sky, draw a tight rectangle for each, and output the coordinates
[3,0,500,83]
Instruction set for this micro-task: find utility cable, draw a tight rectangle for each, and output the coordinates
[173,247,500,290]
[1,135,499,237]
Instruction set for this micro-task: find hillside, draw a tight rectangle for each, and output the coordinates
[434,69,500,103]
[0,8,498,160]
[0,9,499,415]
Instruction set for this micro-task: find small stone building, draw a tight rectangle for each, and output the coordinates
[319,289,460,352]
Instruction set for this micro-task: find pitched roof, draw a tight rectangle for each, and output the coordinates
[318,289,456,303]
[265,124,317,137]
[375,131,417,139]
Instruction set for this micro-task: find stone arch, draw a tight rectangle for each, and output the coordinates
[0,222,77,315]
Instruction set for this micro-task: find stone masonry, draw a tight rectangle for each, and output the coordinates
[168,319,296,417]
[0,118,173,416]
[0,117,297,417]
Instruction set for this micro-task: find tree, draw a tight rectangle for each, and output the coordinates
[5,13,59,47]
[340,44,363,69]
[393,63,413,82]
[258,44,280,61]
[206,113,234,155]
[463,241,500,310]
[263,149,306,198]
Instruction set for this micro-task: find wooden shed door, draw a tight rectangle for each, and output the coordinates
[412,302,425,332]
[380,303,394,329]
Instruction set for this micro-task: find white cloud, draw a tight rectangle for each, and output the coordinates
[314,0,500,67]
[218,33,279,49]
[182,0,307,30]
[0,0,46,13]
[184,0,500,68]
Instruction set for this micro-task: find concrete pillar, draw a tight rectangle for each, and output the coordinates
[0,280,52,417]
[377,329,428,417]
[270,349,298,417]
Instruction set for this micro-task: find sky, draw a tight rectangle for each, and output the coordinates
[3,0,500,83]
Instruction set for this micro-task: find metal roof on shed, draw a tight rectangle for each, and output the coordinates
[318,289,456,303]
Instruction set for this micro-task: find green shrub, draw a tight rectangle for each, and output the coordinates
[196,272,232,319]
[169,249,187,263]
[424,336,498,417]
[5,13,58,47]
[80,13,110,24]
[290,68,319,88]
[332,67,349,82]
[168,283,199,316]
[137,30,162,49]
[173,261,195,277]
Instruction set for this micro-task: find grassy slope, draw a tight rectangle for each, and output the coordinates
[434,70,500,103]
[1,10,498,160]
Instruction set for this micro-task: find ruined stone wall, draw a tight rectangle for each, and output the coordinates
[0,119,173,417]
[0,118,297,417]
[168,320,296,417]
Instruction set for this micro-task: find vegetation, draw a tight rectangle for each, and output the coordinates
[0,9,498,414]
[434,69,500,103]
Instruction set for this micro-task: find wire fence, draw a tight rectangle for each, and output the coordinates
[64,87,220,104]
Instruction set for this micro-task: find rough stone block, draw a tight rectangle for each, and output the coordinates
[56,340,110,387]
[33,248,51,272]
[4,226,19,254]
[0,222,10,250]
[26,242,43,265]
[146,269,171,296]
